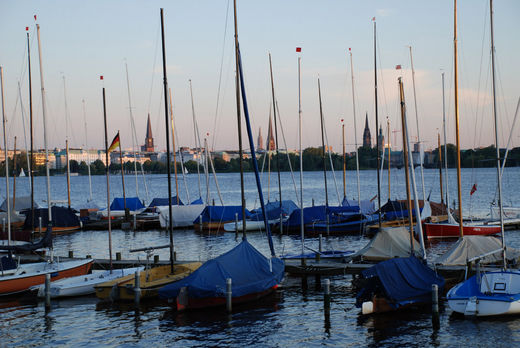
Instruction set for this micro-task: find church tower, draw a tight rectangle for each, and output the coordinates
[141,114,155,152]
[267,116,276,151]
[362,113,372,148]
[257,127,264,151]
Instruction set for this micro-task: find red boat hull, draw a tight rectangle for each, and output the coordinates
[423,222,501,240]
[0,259,93,296]
[174,285,278,311]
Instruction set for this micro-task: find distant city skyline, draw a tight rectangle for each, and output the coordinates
[1,0,519,155]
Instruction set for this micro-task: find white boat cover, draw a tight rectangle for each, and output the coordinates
[0,196,39,212]
[158,204,206,228]
[352,226,423,261]
[435,235,520,266]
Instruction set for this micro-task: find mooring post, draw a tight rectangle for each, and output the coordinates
[319,234,323,253]
[45,273,51,308]
[116,252,121,261]
[134,271,141,306]
[39,216,42,234]
[226,278,232,313]
[68,250,73,258]
[312,198,315,207]
[133,214,137,230]
[154,254,159,264]
[234,212,239,240]
[324,278,331,310]
[199,215,203,232]
[432,284,440,330]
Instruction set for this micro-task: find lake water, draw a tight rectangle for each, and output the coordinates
[1,167,520,347]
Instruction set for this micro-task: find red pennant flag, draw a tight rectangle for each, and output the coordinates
[34,15,37,20]
[395,65,402,70]
[372,16,376,21]
[348,47,351,52]
[100,75,104,80]
[470,183,477,196]
[26,27,29,31]
[296,47,301,52]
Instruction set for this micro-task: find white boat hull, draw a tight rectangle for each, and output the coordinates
[33,266,144,298]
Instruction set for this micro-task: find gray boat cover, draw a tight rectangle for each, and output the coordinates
[352,226,422,261]
[0,196,39,212]
[434,235,520,266]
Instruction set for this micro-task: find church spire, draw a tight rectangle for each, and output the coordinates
[141,113,155,152]
[362,112,372,148]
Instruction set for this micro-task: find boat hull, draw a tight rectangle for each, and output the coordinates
[423,222,501,239]
[0,259,93,296]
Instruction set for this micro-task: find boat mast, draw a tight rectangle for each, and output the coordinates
[160,8,175,272]
[27,27,35,231]
[398,77,415,255]
[101,76,113,272]
[36,24,53,258]
[82,100,93,201]
[453,0,464,238]
[189,80,202,199]
[13,137,17,210]
[438,133,444,205]
[318,78,328,207]
[168,88,180,205]
[117,131,128,219]
[342,120,346,199]
[489,0,506,267]
[348,48,362,210]
[408,46,426,203]
[297,49,304,260]
[387,117,391,199]
[233,0,246,236]
[124,63,139,198]
[63,76,71,209]
[373,18,382,228]
[442,72,451,218]
[0,67,11,244]
[268,53,282,207]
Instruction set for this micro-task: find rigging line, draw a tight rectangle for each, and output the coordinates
[171,91,190,203]
[322,112,341,205]
[147,21,161,114]
[17,82,31,184]
[376,31,390,119]
[211,0,231,151]
[275,100,299,203]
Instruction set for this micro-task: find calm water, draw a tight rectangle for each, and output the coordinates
[1,168,520,347]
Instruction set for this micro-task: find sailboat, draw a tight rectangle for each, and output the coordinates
[0,24,92,295]
[446,0,520,317]
[422,0,500,240]
[19,168,25,177]
[158,2,284,310]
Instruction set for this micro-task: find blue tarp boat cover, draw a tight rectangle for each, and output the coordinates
[379,200,421,220]
[191,197,204,205]
[159,239,284,300]
[250,200,299,221]
[283,205,363,229]
[110,197,145,211]
[23,206,80,229]
[196,205,252,223]
[341,198,376,215]
[148,197,184,207]
[356,256,445,309]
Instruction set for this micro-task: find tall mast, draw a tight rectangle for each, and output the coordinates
[66,139,71,208]
[63,76,71,208]
[233,0,246,236]
[189,80,202,199]
[453,0,464,237]
[268,53,282,207]
[82,100,93,201]
[342,120,346,199]
[438,133,444,205]
[27,28,35,232]
[124,62,139,198]
[297,49,304,260]
[117,131,127,218]
[442,72,451,217]
[318,78,328,206]
[36,24,53,251]
[489,0,506,267]
[13,137,17,210]
[408,46,426,203]
[398,77,414,255]
[348,48,362,210]
[101,77,113,272]
[0,67,11,244]
[168,88,180,204]
[160,8,175,272]
[373,19,382,227]
[387,117,391,199]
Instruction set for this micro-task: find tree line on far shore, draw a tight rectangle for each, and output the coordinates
[0,145,518,176]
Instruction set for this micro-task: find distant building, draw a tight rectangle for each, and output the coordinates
[378,124,384,151]
[267,116,276,151]
[362,113,372,148]
[141,114,155,152]
[257,127,264,151]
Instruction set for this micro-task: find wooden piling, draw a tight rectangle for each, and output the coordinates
[134,271,141,306]
[323,278,331,310]
[432,284,440,330]
[44,273,51,308]
[226,278,232,313]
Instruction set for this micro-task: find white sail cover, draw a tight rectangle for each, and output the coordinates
[352,226,423,261]
[1,196,39,212]
[159,204,206,228]
[435,235,520,266]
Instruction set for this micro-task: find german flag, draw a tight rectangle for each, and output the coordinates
[108,132,120,153]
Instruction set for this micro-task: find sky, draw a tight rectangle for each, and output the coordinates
[0,0,519,155]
